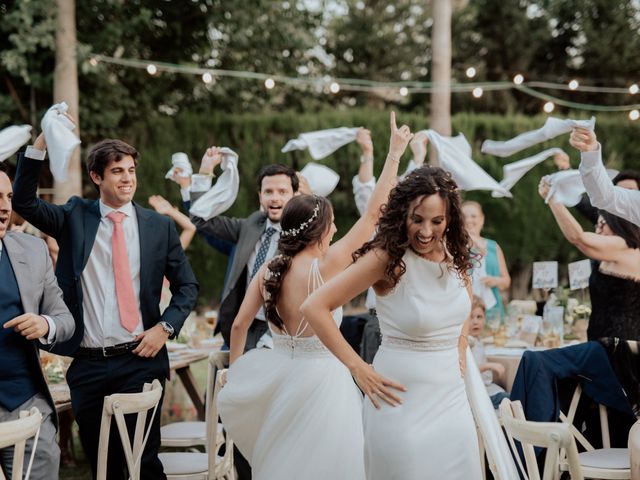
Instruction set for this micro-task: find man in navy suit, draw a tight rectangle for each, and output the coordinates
[13,134,198,480]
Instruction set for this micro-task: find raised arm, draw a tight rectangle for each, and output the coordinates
[539,178,628,261]
[324,113,412,275]
[12,133,68,239]
[229,268,265,364]
[352,128,375,216]
[574,128,640,227]
[149,194,196,250]
[301,248,406,408]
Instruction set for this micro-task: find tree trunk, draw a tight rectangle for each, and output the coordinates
[430,0,452,140]
[53,0,81,203]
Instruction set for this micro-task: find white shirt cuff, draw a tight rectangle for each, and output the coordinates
[579,145,602,170]
[25,146,47,161]
[38,315,56,345]
[191,174,213,193]
[180,187,191,202]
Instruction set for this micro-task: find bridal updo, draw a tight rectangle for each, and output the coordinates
[264,194,333,329]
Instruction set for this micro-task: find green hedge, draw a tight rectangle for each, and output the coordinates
[120,110,640,304]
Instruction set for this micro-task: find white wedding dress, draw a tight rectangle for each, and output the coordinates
[217,259,366,480]
[365,249,518,480]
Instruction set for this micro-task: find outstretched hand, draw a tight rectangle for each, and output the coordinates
[388,111,413,159]
[356,128,374,156]
[538,177,551,200]
[569,128,598,153]
[148,195,174,216]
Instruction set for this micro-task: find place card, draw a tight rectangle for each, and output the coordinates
[568,259,591,290]
[532,261,558,289]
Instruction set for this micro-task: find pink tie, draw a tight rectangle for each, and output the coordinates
[107,211,140,333]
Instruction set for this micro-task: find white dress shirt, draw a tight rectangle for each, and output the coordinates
[247,220,281,322]
[0,240,56,344]
[80,201,143,347]
[579,146,640,227]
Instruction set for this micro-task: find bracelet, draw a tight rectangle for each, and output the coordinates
[360,154,373,164]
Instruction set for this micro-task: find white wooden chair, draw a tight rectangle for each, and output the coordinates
[159,352,234,479]
[96,379,164,480]
[500,399,584,480]
[160,351,228,450]
[0,407,42,480]
[628,419,640,479]
[559,384,630,479]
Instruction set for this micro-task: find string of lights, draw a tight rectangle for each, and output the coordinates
[91,54,640,119]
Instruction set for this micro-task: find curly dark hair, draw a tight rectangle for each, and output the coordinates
[263,194,333,329]
[353,165,473,288]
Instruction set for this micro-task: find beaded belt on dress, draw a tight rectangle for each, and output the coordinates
[381,335,458,351]
[273,334,329,356]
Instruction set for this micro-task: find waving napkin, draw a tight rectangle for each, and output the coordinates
[165,152,193,180]
[282,127,359,160]
[419,129,511,197]
[544,168,618,207]
[41,102,81,181]
[189,148,239,220]
[481,116,596,158]
[0,125,32,162]
[299,162,340,197]
[492,148,564,198]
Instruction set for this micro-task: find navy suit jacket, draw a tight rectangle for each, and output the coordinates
[12,153,199,368]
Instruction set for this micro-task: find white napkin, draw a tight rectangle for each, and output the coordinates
[471,256,498,310]
[492,148,564,198]
[299,162,340,197]
[282,127,359,160]
[481,116,596,157]
[418,129,511,197]
[0,125,32,162]
[189,147,239,220]
[165,152,193,180]
[544,168,618,207]
[40,102,81,182]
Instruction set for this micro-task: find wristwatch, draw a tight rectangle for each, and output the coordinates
[159,321,175,338]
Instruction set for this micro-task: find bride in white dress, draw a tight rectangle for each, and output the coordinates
[217,113,413,480]
[302,166,519,479]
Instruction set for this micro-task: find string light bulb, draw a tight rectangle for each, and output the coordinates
[399,87,409,97]
[543,101,555,113]
[513,74,524,85]
[264,78,275,89]
[569,79,579,90]
[146,64,157,75]
[629,109,639,120]
[630,84,639,95]
[472,87,483,98]
[465,67,476,79]
[329,82,340,94]
[202,72,213,84]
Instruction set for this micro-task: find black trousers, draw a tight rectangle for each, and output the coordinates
[66,353,167,480]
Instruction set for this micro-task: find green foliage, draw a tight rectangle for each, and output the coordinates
[119,109,640,304]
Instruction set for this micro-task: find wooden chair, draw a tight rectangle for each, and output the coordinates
[500,399,584,480]
[559,384,630,479]
[0,407,42,480]
[160,351,228,450]
[96,379,164,480]
[159,352,234,479]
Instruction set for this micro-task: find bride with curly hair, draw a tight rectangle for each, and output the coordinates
[217,112,413,480]
[301,166,518,479]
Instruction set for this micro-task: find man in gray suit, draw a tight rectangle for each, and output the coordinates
[0,162,75,479]
[190,154,299,352]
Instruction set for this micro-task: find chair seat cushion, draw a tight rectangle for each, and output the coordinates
[579,448,630,470]
[161,421,206,440]
[159,452,208,475]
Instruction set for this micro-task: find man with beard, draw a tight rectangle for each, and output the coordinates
[190,149,299,352]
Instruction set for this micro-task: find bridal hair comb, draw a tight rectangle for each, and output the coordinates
[280,202,321,237]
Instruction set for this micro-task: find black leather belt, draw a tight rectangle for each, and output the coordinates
[75,341,141,359]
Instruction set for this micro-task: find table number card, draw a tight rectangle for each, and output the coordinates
[532,261,559,289]
[568,259,591,290]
